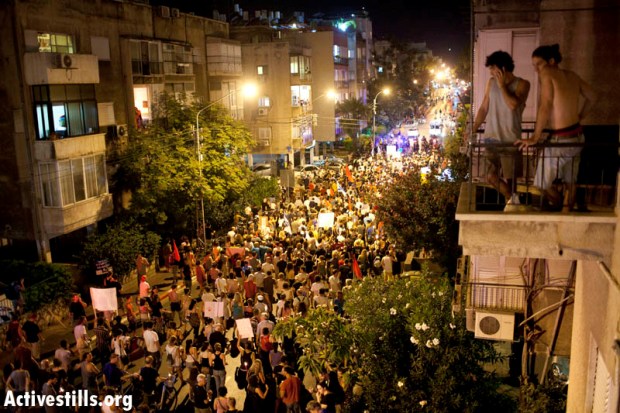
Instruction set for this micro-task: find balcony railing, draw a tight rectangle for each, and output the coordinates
[333,56,349,65]
[131,60,164,76]
[464,282,526,312]
[466,126,618,213]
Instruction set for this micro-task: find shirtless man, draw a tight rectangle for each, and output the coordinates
[516,44,596,211]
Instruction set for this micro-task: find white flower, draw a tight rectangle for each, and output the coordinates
[397,294,402,299]
[382,298,386,304]
[415,323,422,330]
[432,338,440,346]
[405,303,410,309]
[379,335,384,341]
[390,308,397,316]
[410,336,419,344]
[419,400,428,407]
[426,340,433,348]
[397,380,404,388]
[431,292,436,298]
[438,291,444,296]
[421,323,429,331]
[449,323,456,330]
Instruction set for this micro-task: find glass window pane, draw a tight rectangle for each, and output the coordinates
[33,86,41,102]
[67,102,84,136]
[96,155,107,195]
[83,101,98,134]
[66,85,80,100]
[72,159,86,202]
[40,163,60,207]
[36,104,51,140]
[49,85,66,101]
[80,85,95,100]
[58,160,75,205]
[52,104,67,137]
[84,156,97,198]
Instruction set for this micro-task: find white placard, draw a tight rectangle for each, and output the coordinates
[89,288,118,312]
[236,318,254,339]
[317,212,335,228]
[203,301,225,318]
[259,216,268,231]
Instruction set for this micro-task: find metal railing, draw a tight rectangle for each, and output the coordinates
[131,60,164,76]
[465,282,526,312]
[467,128,618,212]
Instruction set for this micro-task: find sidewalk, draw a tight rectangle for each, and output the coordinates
[0,264,182,365]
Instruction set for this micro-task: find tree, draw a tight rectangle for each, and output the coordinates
[374,168,462,272]
[78,219,161,283]
[336,98,368,152]
[273,275,515,412]
[113,93,255,237]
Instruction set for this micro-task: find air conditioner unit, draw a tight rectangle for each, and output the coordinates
[56,54,73,69]
[158,5,170,18]
[474,311,515,341]
[116,124,128,138]
[171,8,180,18]
[258,108,269,116]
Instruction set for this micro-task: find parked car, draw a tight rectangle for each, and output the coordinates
[252,163,273,177]
[294,164,320,177]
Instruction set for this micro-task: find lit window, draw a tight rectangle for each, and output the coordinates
[32,85,98,140]
[378,67,384,73]
[257,65,268,76]
[40,154,107,207]
[291,85,311,107]
[258,96,270,107]
[290,57,299,74]
[38,33,74,54]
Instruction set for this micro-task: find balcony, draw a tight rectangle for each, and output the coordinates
[131,60,164,77]
[206,37,242,77]
[24,53,99,85]
[42,194,113,237]
[33,133,106,161]
[334,80,350,90]
[456,125,618,262]
[333,56,349,66]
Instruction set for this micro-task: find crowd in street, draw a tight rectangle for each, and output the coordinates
[0,143,449,413]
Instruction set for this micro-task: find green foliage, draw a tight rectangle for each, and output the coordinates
[443,106,470,182]
[375,168,461,270]
[113,92,255,235]
[0,260,74,312]
[78,220,161,283]
[518,381,567,413]
[274,275,514,412]
[239,176,280,209]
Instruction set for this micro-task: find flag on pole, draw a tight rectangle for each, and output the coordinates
[352,255,363,280]
[345,165,354,183]
[172,240,181,262]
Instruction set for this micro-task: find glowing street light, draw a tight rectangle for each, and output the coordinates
[372,87,390,156]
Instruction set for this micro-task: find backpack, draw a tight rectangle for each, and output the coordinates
[373,257,382,268]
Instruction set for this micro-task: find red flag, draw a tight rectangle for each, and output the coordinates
[352,255,363,280]
[345,165,354,183]
[172,240,181,262]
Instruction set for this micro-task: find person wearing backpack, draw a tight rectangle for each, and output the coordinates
[165,336,185,384]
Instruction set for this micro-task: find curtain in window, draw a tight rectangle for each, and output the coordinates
[40,163,60,207]
[84,156,97,198]
[96,155,107,195]
[67,102,84,137]
[58,160,75,205]
[72,159,86,202]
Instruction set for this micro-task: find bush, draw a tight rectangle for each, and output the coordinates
[0,260,74,313]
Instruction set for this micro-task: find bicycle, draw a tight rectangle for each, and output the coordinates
[155,372,178,412]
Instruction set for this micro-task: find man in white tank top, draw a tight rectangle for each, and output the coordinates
[469,51,530,211]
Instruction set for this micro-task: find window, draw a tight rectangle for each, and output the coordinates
[290,57,299,74]
[333,45,342,57]
[378,66,384,73]
[291,85,311,107]
[38,33,74,54]
[163,43,193,75]
[39,154,107,207]
[130,40,162,76]
[258,96,270,107]
[257,65,268,76]
[348,49,355,59]
[32,85,98,140]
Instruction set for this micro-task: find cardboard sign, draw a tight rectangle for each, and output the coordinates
[90,288,118,312]
[95,259,112,276]
[203,301,225,318]
[236,318,254,339]
[317,212,335,228]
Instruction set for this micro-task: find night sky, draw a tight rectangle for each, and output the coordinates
[152,0,471,65]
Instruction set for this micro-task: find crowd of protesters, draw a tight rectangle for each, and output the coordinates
[0,142,448,413]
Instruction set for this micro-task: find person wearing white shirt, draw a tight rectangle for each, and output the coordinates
[143,322,161,369]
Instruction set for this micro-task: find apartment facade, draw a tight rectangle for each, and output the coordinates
[459,1,620,411]
[0,0,243,262]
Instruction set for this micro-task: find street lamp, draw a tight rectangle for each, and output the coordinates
[372,87,390,156]
[195,83,257,247]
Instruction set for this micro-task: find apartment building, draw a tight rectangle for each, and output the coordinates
[0,0,243,262]
[458,1,620,411]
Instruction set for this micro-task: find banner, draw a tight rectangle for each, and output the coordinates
[203,301,225,318]
[226,247,245,258]
[89,288,118,312]
[172,240,181,262]
[95,259,112,276]
[317,212,335,228]
[236,318,254,339]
